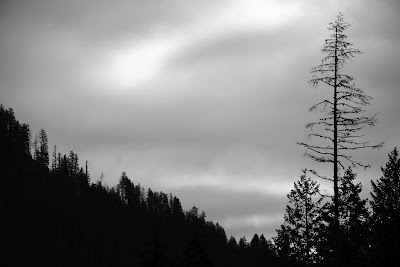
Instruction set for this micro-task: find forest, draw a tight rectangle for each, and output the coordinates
[1,11,399,267]
[1,98,399,266]
[2,104,279,266]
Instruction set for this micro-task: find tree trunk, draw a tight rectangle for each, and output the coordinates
[333,26,340,265]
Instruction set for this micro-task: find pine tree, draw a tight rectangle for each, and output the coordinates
[339,168,370,262]
[227,236,237,249]
[319,168,370,264]
[171,196,183,217]
[370,147,400,264]
[67,151,79,177]
[37,129,49,167]
[259,234,270,251]
[274,169,324,265]
[32,134,39,160]
[51,145,57,171]
[238,237,248,249]
[19,124,31,156]
[250,234,260,250]
[117,171,131,204]
[85,160,90,183]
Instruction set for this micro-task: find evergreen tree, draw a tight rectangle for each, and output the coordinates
[318,168,370,264]
[51,145,57,171]
[238,236,248,249]
[274,169,324,265]
[227,236,237,249]
[35,128,49,167]
[19,123,31,156]
[0,106,31,158]
[339,168,370,262]
[59,154,69,176]
[117,171,131,204]
[259,234,269,251]
[274,224,295,263]
[67,151,79,177]
[32,134,39,160]
[370,147,400,264]
[85,160,90,183]
[250,234,260,250]
[171,196,184,218]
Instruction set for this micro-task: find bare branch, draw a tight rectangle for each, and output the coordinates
[308,133,334,142]
[308,100,333,112]
[309,169,334,182]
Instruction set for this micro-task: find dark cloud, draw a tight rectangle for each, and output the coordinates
[0,0,213,43]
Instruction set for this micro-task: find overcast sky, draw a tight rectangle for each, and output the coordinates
[1,0,399,240]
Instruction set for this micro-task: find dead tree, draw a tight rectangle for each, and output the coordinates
[297,12,383,264]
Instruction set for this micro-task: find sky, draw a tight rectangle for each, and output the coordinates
[1,0,399,240]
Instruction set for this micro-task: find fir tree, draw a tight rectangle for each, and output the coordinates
[274,169,324,265]
[370,147,400,264]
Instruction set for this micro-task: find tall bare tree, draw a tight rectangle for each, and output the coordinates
[297,12,383,263]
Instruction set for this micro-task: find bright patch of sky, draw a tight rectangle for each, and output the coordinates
[221,213,283,229]
[90,0,302,90]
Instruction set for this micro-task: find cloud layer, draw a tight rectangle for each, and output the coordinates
[1,0,399,240]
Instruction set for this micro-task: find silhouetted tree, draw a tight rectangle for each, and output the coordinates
[274,224,293,263]
[238,236,248,249]
[250,234,260,249]
[339,168,370,262]
[51,145,57,171]
[32,134,39,160]
[227,236,238,249]
[68,151,79,177]
[147,188,155,212]
[19,123,31,156]
[274,170,323,265]
[318,168,370,264]
[297,12,383,263]
[0,105,31,159]
[37,128,49,167]
[59,154,68,176]
[117,171,130,203]
[186,206,199,222]
[259,234,269,251]
[370,147,400,265]
[32,128,49,167]
[171,196,184,218]
[85,160,90,183]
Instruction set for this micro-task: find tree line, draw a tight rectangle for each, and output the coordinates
[2,103,399,266]
[274,158,400,266]
[1,104,279,266]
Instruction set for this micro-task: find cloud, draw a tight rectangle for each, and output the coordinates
[87,0,304,90]
[220,214,283,240]
[171,185,287,239]
[1,0,399,242]
[221,214,283,229]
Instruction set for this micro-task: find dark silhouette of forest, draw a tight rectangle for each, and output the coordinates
[1,103,399,266]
